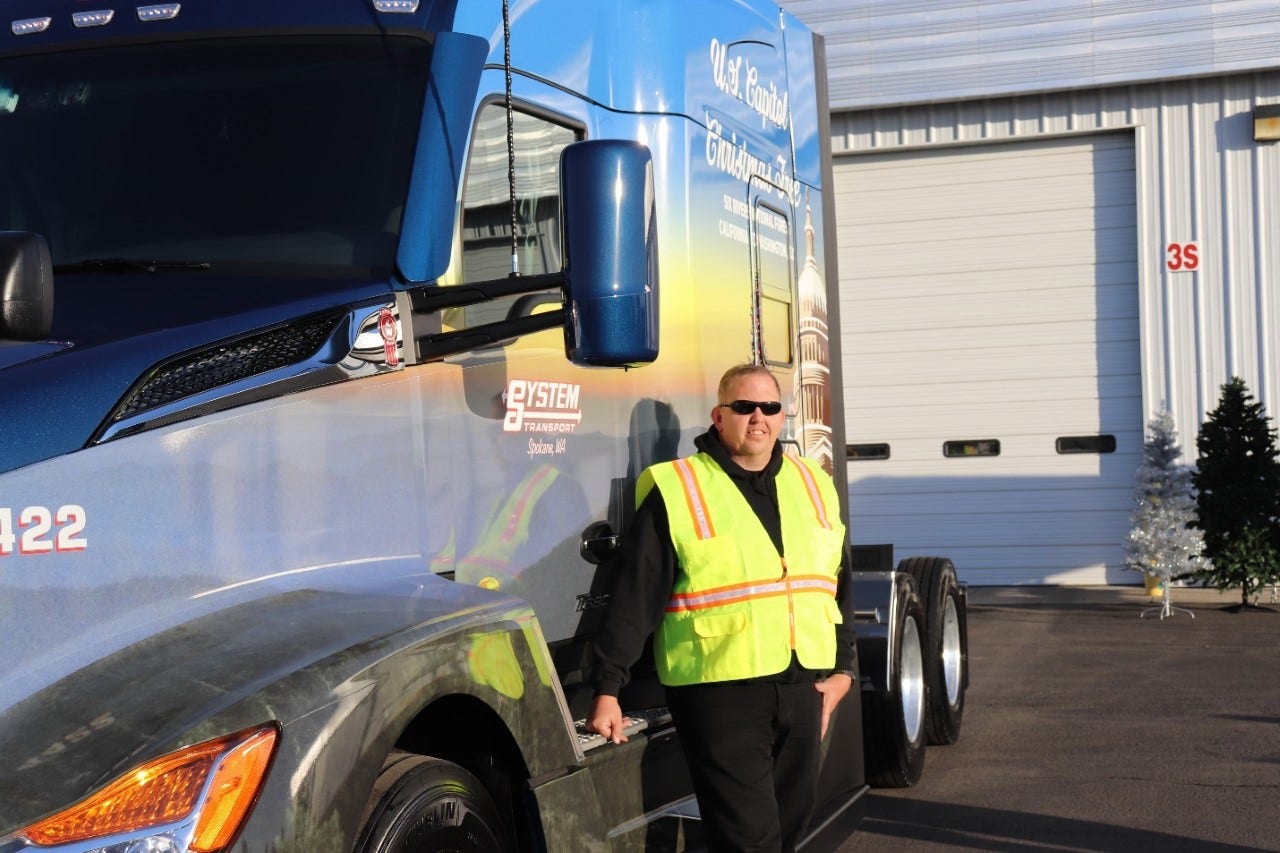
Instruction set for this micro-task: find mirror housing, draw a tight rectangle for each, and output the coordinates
[0,231,54,341]
[560,140,659,367]
[397,31,489,283]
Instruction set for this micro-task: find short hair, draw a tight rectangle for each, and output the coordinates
[717,363,781,402]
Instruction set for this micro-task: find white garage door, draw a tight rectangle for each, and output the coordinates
[835,133,1142,585]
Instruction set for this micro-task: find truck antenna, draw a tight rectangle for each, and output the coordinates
[503,0,520,277]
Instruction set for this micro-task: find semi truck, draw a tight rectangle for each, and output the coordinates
[0,0,968,850]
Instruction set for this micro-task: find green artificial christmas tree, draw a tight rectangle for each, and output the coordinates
[1125,410,1207,619]
[1194,377,1280,609]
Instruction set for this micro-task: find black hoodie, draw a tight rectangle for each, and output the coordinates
[592,426,857,698]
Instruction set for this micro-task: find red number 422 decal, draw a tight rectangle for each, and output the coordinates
[0,505,88,555]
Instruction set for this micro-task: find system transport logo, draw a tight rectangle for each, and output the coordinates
[503,379,583,434]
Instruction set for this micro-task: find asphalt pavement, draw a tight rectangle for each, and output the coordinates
[825,583,1280,852]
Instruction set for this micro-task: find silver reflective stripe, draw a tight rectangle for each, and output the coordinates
[787,577,839,594]
[667,580,788,612]
[666,576,836,612]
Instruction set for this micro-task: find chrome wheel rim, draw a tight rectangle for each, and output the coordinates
[941,595,963,707]
[900,615,925,744]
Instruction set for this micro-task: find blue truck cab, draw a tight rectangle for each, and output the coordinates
[0,1,965,849]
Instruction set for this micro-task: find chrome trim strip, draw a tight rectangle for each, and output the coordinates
[608,794,701,839]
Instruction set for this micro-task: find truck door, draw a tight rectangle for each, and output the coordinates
[425,99,634,685]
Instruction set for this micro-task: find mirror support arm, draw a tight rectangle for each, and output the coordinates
[411,272,564,313]
[416,307,567,362]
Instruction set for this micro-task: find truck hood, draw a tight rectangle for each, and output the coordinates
[0,271,390,474]
[0,340,71,370]
[0,572,522,835]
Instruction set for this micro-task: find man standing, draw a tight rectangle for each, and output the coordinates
[589,363,857,853]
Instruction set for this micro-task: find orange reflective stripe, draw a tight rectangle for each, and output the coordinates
[781,557,797,649]
[666,574,837,613]
[785,455,832,530]
[673,458,715,539]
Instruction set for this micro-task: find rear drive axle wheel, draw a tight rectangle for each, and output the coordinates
[899,556,968,745]
[861,584,927,787]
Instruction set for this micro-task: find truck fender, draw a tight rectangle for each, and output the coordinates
[850,570,914,693]
[850,570,928,788]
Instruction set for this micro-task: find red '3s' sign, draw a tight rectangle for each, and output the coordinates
[1166,241,1199,272]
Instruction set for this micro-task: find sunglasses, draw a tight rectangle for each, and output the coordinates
[719,400,783,416]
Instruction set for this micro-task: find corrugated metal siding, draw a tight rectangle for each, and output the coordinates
[779,0,1280,110]
[830,71,1280,477]
[836,134,1141,584]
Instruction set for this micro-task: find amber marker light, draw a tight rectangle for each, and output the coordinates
[21,724,278,851]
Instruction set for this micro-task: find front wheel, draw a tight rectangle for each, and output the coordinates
[355,752,512,853]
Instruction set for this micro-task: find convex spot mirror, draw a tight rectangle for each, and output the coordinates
[0,231,54,341]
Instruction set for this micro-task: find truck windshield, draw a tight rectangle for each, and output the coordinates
[0,37,430,276]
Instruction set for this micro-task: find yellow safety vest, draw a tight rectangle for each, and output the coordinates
[641,452,847,686]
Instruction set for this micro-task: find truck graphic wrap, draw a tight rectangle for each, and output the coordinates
[0,0,965,849]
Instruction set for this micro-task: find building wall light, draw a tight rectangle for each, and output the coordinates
[1253,104,1280,142]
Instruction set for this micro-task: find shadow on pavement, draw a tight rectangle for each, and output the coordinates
[821,586,1280,852]
[848,794,1274,853]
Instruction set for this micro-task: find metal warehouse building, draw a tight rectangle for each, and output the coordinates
[780,1,1280,585]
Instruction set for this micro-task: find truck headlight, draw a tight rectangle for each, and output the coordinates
[16,724,277,853]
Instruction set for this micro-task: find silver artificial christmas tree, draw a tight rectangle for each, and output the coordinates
[1125,410,1209,619]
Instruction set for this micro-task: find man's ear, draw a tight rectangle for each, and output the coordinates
[710,404,724,430]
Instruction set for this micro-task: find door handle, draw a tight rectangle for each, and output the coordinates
[580,520,620,564]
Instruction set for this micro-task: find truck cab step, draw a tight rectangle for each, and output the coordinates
[574,706,673,751]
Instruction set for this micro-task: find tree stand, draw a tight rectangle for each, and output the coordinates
[1141,583,1195,620]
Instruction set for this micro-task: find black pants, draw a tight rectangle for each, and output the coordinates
[666,680,823,853]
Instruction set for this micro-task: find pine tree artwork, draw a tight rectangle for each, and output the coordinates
[1125,410,1207,619]
[1194,377,1280,609]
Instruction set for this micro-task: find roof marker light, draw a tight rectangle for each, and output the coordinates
[372,0,420,13]
[73,10,115,27]
[11,17,52,35]
[137,3,180,21]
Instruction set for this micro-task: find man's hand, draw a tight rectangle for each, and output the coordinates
[814,672,854,739]
[587,694,630,744]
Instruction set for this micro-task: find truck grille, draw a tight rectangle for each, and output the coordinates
[112,312,343,422]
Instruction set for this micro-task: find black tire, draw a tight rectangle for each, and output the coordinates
[899,556,969,746]
[861,585,927,788]
[355,752,512,853]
